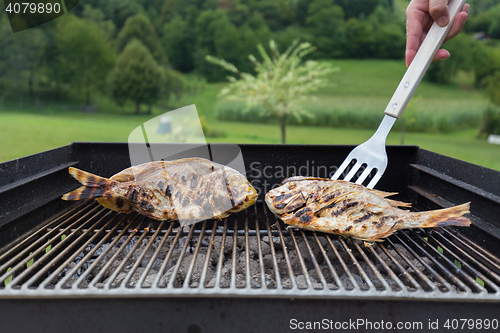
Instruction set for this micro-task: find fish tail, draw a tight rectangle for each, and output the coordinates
[62,167,116,201]
[418,202,471,228]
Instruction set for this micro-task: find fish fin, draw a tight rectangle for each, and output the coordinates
[62,167,116,200]
[419,202,471,228]
[386,199,412,208]
[367,189,398,198]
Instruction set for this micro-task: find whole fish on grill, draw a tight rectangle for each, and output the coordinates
[62,157,257,224]
[265,176,470,243]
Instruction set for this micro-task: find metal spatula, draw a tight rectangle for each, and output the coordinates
[332,0,467,188]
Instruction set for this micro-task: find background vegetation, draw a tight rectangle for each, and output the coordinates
[0,0,499,170]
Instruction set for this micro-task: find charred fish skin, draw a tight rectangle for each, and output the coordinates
[265,177,470,242]
[62,158,258,222]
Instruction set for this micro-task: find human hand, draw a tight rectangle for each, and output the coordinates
[405,0,470,67]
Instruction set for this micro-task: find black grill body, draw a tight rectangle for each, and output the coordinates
[0,143,499,332]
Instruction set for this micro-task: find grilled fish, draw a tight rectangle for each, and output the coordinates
[62,158,257,224]
[265,176,470,242]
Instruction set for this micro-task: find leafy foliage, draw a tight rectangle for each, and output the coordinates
[485,73,500,106]
[465,3,500,38]
[215,96,484,133]
[336,0,391,19]
[305,0,346,58]
[207,39,338,143]
[426,34,475,84]
[163,16,195,72]
[72,0,146,30]
[478,105,500,137]
[117,14,163,63]
[0,23,47,98]
[82,5,116,38]
[56,15,115,106]
[191,8,271,81]
[0,0,498,124]
[109,39,161,114]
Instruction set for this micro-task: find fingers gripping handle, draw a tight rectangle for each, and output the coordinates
[384,0,467,119]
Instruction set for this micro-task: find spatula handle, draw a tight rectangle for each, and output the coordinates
[384,0,467,118]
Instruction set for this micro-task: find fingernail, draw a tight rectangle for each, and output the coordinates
[437,16,449,26]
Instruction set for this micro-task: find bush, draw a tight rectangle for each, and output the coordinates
[478,106,500,137]
[484,72,500,105]
[426,34,474,84]
[471,44,500,88]
[200,116,226,138]
[215,98,485,133]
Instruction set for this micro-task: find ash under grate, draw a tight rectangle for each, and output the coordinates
[0,198,499,301]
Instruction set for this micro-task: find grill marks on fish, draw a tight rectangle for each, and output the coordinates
[127,188,139,203]
[115,197,124,209]
[61,168,117,201]
[272,191,308,214]
[265,176,471,242]
[190,174,198,188]
[299,213,312,223]
[353,211,373,223]
[140,200,155,213]
[81,186,104,199]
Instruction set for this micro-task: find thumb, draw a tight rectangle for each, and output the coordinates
[429,0,450,26]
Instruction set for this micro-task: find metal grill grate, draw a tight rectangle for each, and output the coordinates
[1,196,499,301]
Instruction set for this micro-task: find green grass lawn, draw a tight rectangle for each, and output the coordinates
[1,109,498,170]
[319,59,482,99]
[1,59,498,171]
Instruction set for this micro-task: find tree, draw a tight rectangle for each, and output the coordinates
[207,39,337,143]
[194,9,272,81]
[82,4,116,38]
[425,34,474,84]
[305,0,346,58]
[163,5,202,73]
[161,69,186,107]
[237,15,271,72]
[472,45,500,88]
[109,39,162,114]
[335,0,389,19]
[488,7,500,39]
[117,14,163,63]
[485,73,500,106]
[73,0,146,30]
[225,2,251,26]
[296,0,313,25]
[194,10,243,81]
[161,0,212,22]
[344,18,375,58]
[163,16,195,72]
[56,15,115,106]
[368,6,405,59]
[241,0,292,31]
[0,24,47,99]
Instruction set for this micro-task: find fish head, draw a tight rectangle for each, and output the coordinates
[225,169,258,212]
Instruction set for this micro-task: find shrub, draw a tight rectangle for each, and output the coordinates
[426,34,474,84]
[484,72,500,105]
[478,105,500,137]
[215,98,485,133]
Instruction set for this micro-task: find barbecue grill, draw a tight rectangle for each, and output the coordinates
[0,143,499,332]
